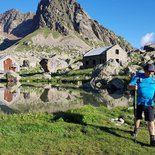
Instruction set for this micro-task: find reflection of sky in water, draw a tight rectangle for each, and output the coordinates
[0,84,130,114]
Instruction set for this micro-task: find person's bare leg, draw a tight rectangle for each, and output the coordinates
[135,119,141,129]
[148,121,155,146]
[132,119,141,137]
[148,121,155,135]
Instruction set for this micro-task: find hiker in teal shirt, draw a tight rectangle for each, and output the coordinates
[128,63,155,146]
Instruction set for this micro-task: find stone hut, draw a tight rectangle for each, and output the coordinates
[0,55,20,73]
[83,44,127,69]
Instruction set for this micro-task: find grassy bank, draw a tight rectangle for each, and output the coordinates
[0,105,154,154]
[19,68,93,88]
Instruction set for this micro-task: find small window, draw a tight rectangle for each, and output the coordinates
[86,60,89,66]
[115,49,119,54]
[116,59,119,63]
[93,60,96,65]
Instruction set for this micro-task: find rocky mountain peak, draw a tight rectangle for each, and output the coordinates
[35,0,133,51]
[35,0,83,34]
[0,9,35,37]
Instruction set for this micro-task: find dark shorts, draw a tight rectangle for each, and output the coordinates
[136,105,154,121]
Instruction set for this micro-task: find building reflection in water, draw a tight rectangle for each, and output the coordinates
[0,82,20,114]
[0,83,20,106]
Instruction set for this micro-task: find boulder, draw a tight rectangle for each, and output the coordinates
[92,59,123,79]
[6,70,21,82]
[89,59,123,90]
[22,60,30,67]
[40,56,68,73]
[107,78,125,94]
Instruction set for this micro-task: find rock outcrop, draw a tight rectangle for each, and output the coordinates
[144,43,155,52]
[84,59,126,93]
[40,57,69,73]
[0,9,35,37]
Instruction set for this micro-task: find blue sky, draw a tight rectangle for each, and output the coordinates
[0,0,155,49]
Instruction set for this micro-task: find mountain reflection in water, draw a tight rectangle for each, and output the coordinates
[0,83,130,114]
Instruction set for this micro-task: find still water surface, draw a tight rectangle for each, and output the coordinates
[0,83,130,114]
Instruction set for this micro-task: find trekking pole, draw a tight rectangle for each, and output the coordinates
[134,88,137,118]
[133,85,137,142]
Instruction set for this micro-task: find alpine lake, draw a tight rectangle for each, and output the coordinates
[0,82,131,114]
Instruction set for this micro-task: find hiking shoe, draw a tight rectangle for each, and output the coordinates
[131,128,139,137]
[150,140,155,146]
[150,135,155,146]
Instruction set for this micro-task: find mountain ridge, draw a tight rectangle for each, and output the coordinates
[0,0,134,72]
[0,9,35,37]
[35,0,133,51]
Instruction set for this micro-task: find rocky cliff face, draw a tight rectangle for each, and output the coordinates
[0,0,134,72]
[0,9,35,37]
[35,0,132,51]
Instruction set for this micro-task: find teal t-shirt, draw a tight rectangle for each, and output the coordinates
[129,73,155,106]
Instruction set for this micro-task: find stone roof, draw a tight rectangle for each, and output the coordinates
[84,45,113,57]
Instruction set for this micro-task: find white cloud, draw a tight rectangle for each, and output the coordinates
[140,32,155,47]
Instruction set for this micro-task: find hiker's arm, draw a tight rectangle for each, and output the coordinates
[128,75,138,90]
[127,84,137,90]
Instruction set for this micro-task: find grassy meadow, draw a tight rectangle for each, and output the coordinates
[0,105,154,155]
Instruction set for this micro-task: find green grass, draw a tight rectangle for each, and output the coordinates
[67,68,93,76]
[50,68,93,87]
[0,105,154,154]
[19,68,93,87]
[15,28,61,52]
[52,30,61,39]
